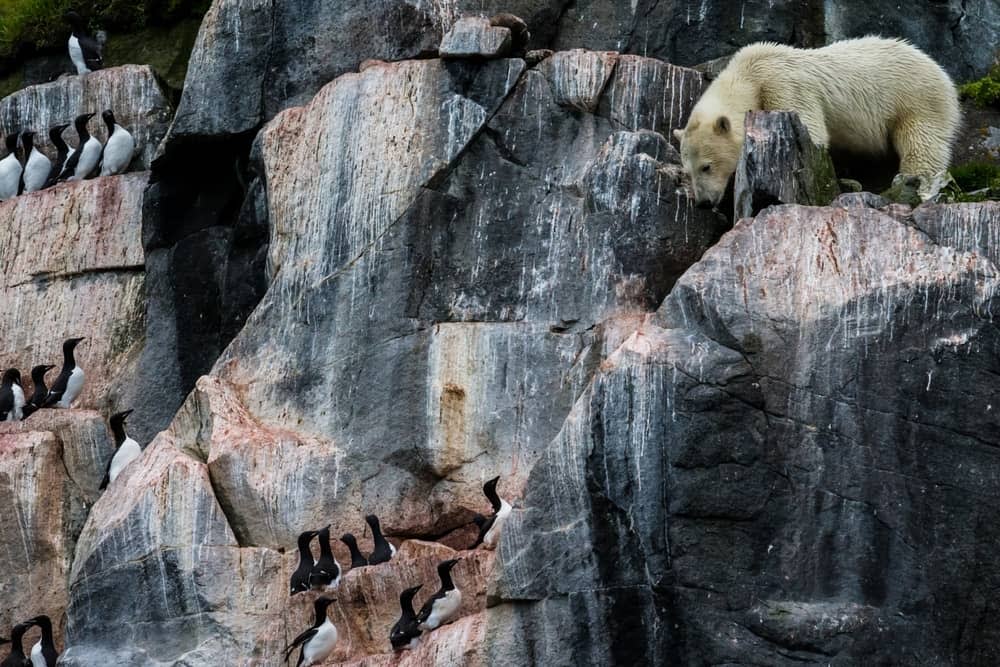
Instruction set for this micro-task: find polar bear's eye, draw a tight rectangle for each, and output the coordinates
[700,164,711,173]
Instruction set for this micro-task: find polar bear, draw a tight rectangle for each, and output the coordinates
[673,37,961,207]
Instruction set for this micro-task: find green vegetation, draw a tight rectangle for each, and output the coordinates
[959,66,1000,109]
[947,161,1000,202]
[0,0,209,61]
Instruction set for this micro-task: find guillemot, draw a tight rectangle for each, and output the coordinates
[21,364,55,419]
[99,110,135,176]
[0,369,25,421]
[65,11,103,75]
[480,475,512,550]
[44,124,71,188]
[390,584,423,651]
[26,615,58,667]
[416,558,462,631]
[308,525,341,591]
[365,514,396,565]
[283,597,338,667]
[44,337,85,408]
[59,114,101,181]
[290,530,317,595]
[0,133,22,200]
[20,131,51,193]
[340,533,368,569]
[100,409,141,489]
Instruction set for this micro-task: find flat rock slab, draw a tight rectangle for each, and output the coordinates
[0,65,172,171]
[440,17,512,58]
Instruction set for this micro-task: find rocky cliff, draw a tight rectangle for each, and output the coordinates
[1,2,998,666]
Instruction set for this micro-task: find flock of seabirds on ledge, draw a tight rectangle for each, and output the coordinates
[0,12,135,201]
[0,13,513,665]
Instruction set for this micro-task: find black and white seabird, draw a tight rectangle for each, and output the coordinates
[99,110,135,176]
[416,558,463,631]
[26,615,58,667]
[100,409,141,489]
[44,124,71,189]
[0,133,22,201]
[469,514,489,549]
[59,114,101,181]
[390,584,423,651]
[283,596,338,667]
[340,533,368,569]
[44,337,85,408]
[365,514,396,565]
[480,475,512,550]
[308,525,341,591]
[20,131,51,194]
[290,530,317,596]
[0,622,31,667]
[21,364,55,419]
[65,11,103,75]
[0,369,25,422]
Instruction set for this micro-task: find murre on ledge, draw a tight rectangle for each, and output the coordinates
[340,533,368,569]
[290,530,317,596]
[0,133,22,201]
[21,364,55,419]
[390,584,423,651]
[99,110,135,176]
[59,114,101,182]
[20,131,51,194]
[26,615,58,667]
[0,369,25,421]
[365,514,396,565]
[283,596,338,667]
[308,525,341,591]
[0,622,32,667]
[100,409,140,489]
[64,11,103,75]
[44,124,71,189]
[416,558,462,632]
[44,337,85,408]
[480,475,512,550]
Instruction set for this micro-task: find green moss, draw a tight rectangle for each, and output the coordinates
[951,161,1000,191]
[959,66,1000,109]
[104,18,201,91]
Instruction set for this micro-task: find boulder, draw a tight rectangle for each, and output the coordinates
[439,17,512,59]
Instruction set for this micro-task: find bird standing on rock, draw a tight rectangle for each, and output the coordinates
[26,615,58,667]
[416,558,463,631]
[44,124,71,189]
[308,525,341,591]
[100,409,141,489]
[20,132,50,194]
[365,514,396,565]
[64,11,103,75]
[290,530,317,595]
[0,133,23,201]
[59,114,101,182]
[0,622,32,667]
[480,475,512,550]
[21,364,54,419]
[99,110,135,176]
[44,337,85,408]
[340,533,368,569]
[390,584,423,651]
[0,369,25,421]
[284,597,338,667]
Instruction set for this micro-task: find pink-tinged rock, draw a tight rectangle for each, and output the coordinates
[0,173,146,412]
[0,65,171,170]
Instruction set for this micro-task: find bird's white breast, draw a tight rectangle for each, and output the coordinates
[424,588,462,630]
[483,499,512,549]
[303,619,338,665]
[24,148,51,192]
[68,35,89,74]
[0,154,22,199]
[12,384,25,420]
[101,125,135,176]
[70,137,102,181]
[109,438,141,483]
[30,640,44,667]
[59,366,85,407]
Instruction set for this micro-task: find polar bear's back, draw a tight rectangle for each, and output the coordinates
[727,36,960,155]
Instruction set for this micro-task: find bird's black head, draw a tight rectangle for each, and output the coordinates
[483,475,500,495]
[400,583,422,603]
[74,113,95,131]
[2,368,22,387]
[64,336,85,352]
[31,364,55,380]
[102,109,116,126]
[438,558,461,575]
[25,615,51,629]
[49,124,70,141]
[110,408,134,427]
[340,532,357,545]
[4,133,17,153]
[297,530,317,548]
[365,514,381,531]
[315,596,337,614]
[10,622,31,642]
[64,11,84,29]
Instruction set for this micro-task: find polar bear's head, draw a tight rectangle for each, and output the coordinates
[673,114,742,209]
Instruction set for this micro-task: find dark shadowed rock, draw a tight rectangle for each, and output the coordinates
[734,110,839,219]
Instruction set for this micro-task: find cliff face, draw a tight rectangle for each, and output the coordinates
[1,3,999,666]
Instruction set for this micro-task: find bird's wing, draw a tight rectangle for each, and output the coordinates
[58,150,81,181]
[415,591,444,624]
[283,627,318,662]
[99,452,114,490]
[79,35,103,70]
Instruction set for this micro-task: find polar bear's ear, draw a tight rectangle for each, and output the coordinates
[713,116,730,135]
[672,128,683,143]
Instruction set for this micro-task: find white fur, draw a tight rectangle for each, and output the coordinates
[0,152,22,200]
[420,589,462,630]
[302,618,338,666]
[23,147,51,193]
[57,366,85,408]
[69,137,102,181]
[109,437,141,484]
[675,37,961,206]
[68,35,89,75]
[482,498,512,550]
[101,124,135,176]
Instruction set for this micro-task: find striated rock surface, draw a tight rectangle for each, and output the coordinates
[0,65,172,171]
[440,17,512,58]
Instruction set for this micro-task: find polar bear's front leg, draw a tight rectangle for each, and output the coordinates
[891,117,952,180]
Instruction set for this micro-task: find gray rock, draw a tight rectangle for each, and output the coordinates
[440,17,512,58]
[734,110,840,219]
